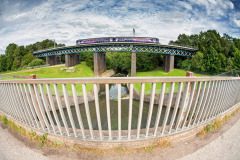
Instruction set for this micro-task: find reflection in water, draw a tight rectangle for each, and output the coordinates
[50,95,177,131]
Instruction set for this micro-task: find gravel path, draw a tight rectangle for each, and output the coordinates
[0,127,49,160]
[0,116,240,160]
[178,117,240,160]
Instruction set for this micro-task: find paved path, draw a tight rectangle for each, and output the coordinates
[178,117,240,160]
[0,117,240,160]
[0,127,49,160]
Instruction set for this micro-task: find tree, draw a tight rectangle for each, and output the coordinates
[28,59,45,67]
[5,43,17,70]
[0,55,7,72]
[136,53,162,71]
[107,52,131,74]
[170,29,239,74]
[12,46,25,70]
[0,39,65,72]
[191,51,205,72]
[232,48,240,69]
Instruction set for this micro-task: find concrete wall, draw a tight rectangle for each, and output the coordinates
[94,52,106,76]
[131,52,136,76]
[46,55,58,66]
[163,55,174,72]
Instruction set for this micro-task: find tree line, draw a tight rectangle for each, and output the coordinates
[83,30,240,74]
[0,39,64,72]
[0,30,239,74]
[170,30,240,74]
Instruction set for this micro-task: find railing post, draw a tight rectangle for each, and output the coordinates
[105,84,112,140]
[93,84,103,140]
[137,83,145,138]
[71,84,85,139]
[46,84,63,135]
[145,83,156,137]
[118,84,121,140]
[169,82,183,133]
[54,84,70,136]
[161,82,175,136]
[82,84,94,139]
[128,83,134,140]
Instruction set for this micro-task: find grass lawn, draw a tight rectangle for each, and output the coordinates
[1,62,94,96]
[135,68,207,95]
[136,68,204,77]
[1,64,208,95]
[2,62,94,78]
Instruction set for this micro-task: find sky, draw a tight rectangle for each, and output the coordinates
[0,0,240,53]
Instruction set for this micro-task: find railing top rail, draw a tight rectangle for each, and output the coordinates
[0,76,239,84]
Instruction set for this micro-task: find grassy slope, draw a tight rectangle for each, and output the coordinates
[1,62,94,95]
[136,68,204,77]
[1,65,207,95]
[2,62,94,78]
[135,68,207,94]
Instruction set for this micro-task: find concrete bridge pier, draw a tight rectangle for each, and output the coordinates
[164,55,174,72]
[46,55,58,66]
[65,54,80,67]
[131,52,136,76]
[94,52,106,76]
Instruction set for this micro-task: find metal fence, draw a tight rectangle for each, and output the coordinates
[0,77,240,142]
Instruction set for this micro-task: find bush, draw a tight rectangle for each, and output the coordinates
[2,115,8,126]
[136,53,162,71]
[107,52,131,74]
[80,52,94,69]
[180,59,192,70]
[28,59,44,67]
[82,52,163,74]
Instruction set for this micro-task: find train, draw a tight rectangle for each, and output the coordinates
[76,37,159,45]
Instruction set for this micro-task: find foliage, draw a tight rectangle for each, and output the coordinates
[1,30,240,75]
[136,53,162,71]
[0,39,65,72]
[81,52,163,74]
[2,115,8,126]
[28,59,45,67]
[179,58,192,70]
[81,52,94,69]
[232,48,240,69]
[107,52,131,74]
[170,30,240,74]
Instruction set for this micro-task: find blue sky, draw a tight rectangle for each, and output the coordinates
[0,0,240,53]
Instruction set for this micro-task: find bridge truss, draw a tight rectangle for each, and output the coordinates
[33,43,197,57]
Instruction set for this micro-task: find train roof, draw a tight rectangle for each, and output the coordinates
[76,36,159,41]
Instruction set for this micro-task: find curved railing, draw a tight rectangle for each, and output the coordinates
[0,77,240,142]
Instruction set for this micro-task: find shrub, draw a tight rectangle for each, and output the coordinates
[2,115,8,126]
[180,59,192,70]
[28,59,44,67]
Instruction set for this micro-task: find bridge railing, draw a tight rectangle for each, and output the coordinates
[0,77,239,142]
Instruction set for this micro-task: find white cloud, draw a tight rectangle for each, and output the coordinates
[0,0,239,54]
[234,19,240,26]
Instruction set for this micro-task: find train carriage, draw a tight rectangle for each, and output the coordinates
[76,37,159,45]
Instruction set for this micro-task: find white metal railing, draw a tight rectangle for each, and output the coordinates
[0,77,240,142]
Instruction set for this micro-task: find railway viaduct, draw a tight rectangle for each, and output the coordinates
[33,37,197,76]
